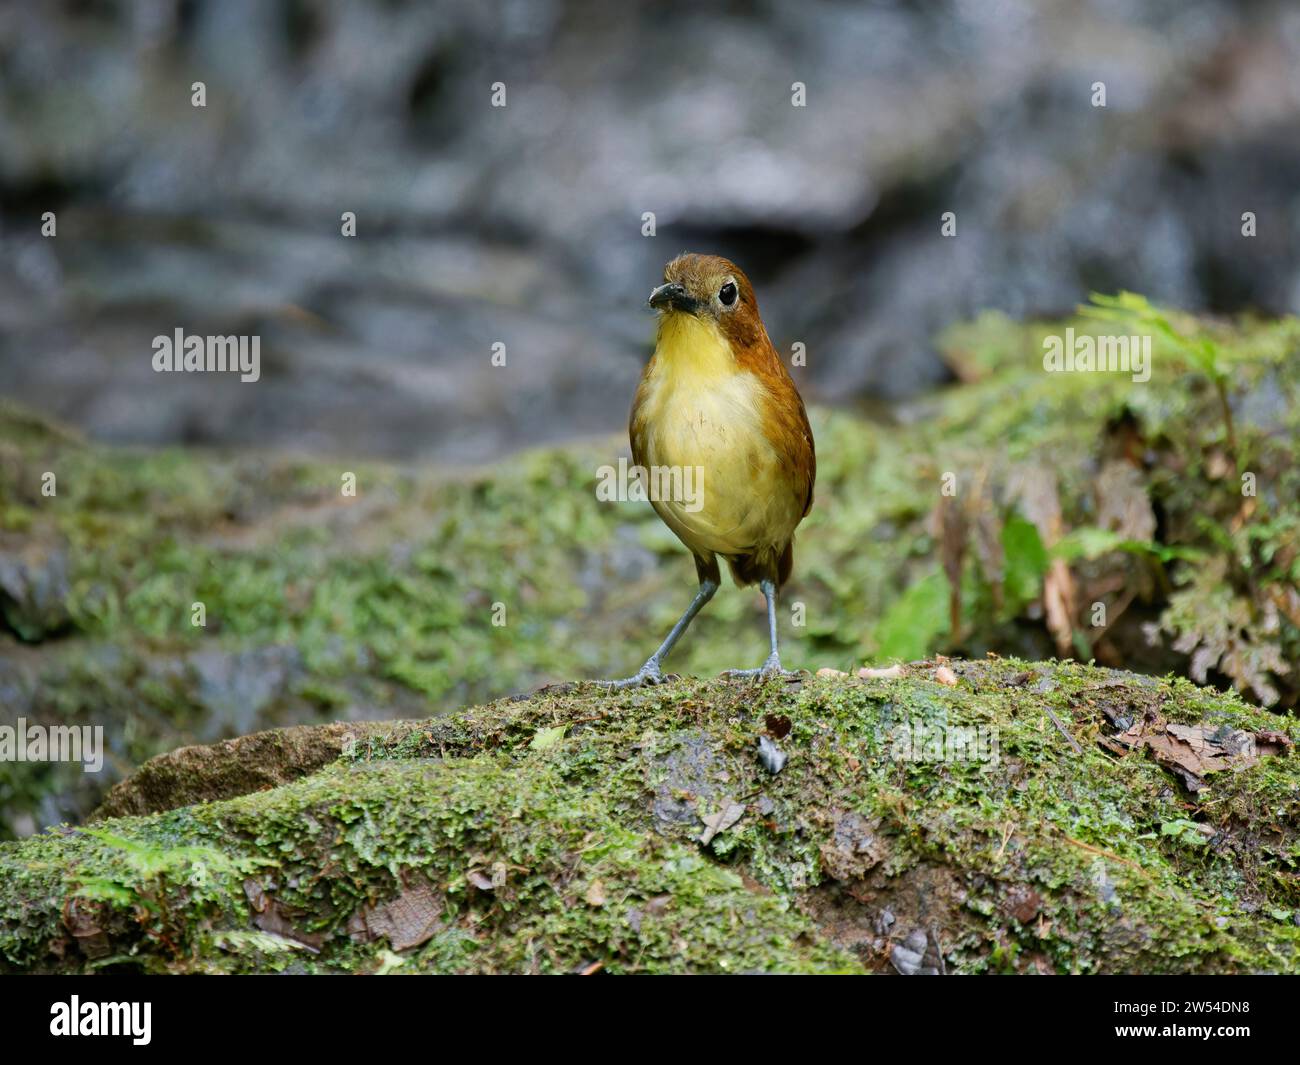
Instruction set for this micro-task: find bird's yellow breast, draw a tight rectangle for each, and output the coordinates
[632,314,800,558]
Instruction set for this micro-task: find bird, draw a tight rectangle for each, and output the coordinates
[602,252,816,688]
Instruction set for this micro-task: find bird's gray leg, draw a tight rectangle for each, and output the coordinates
[762,577,782,671]
[724,579,797,679]
[598,579,718,689]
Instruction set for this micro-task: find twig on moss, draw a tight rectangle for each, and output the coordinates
[1045,708,1083,754]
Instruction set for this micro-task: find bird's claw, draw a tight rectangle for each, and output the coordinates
[594,660,671,690]
[722,654,800,682]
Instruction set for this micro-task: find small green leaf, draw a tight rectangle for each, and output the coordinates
[872,567,950,662]
[73,879,135,906]
[529,725,567,750]
[1002,514,1049,607]
[1159,819,1209,848]
[1053,527,1205,565]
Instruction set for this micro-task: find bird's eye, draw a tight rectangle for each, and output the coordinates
[718,281,738,306]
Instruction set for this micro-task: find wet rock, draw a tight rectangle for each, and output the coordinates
[819,809,886,881]
[4,3,1299,460]
[1001,885,1043,925]
[0,539,72,641]
[651,730,727,824]
[188,645,303,739]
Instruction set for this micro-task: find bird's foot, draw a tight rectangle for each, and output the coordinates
[594,658,672,690]
[722,653,800,681]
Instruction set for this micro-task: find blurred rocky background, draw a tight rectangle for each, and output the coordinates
[2,0,1299,462]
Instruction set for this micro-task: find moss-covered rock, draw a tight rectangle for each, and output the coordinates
[88,720,412,821]
[3,659,1298,974]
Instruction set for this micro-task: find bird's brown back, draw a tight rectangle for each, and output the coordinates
[629,253,815,588]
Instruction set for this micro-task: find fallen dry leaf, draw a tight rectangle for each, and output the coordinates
[246,878,326,951]
[63,896,111,960]
[1256,730,1295,756]
[931,493,968,639]
[348,881,443,951]
[466,868,496,891]
[859,664,905,680]
[890,928,945,976]
[934,665,958,687]
[1007,463,1064,543]
[764,713,792,739]
[698,799,746,845]
[1095,460,1157,542]
[1043,559,1077,657]
[1009,464,1076,655]
[1105,710,1291,792]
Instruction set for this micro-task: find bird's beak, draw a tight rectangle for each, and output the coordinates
[648,282,699,314]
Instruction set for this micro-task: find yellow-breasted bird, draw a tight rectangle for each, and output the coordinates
[604,253,816,687]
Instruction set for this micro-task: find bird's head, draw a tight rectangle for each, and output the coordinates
[648,253,765,348]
